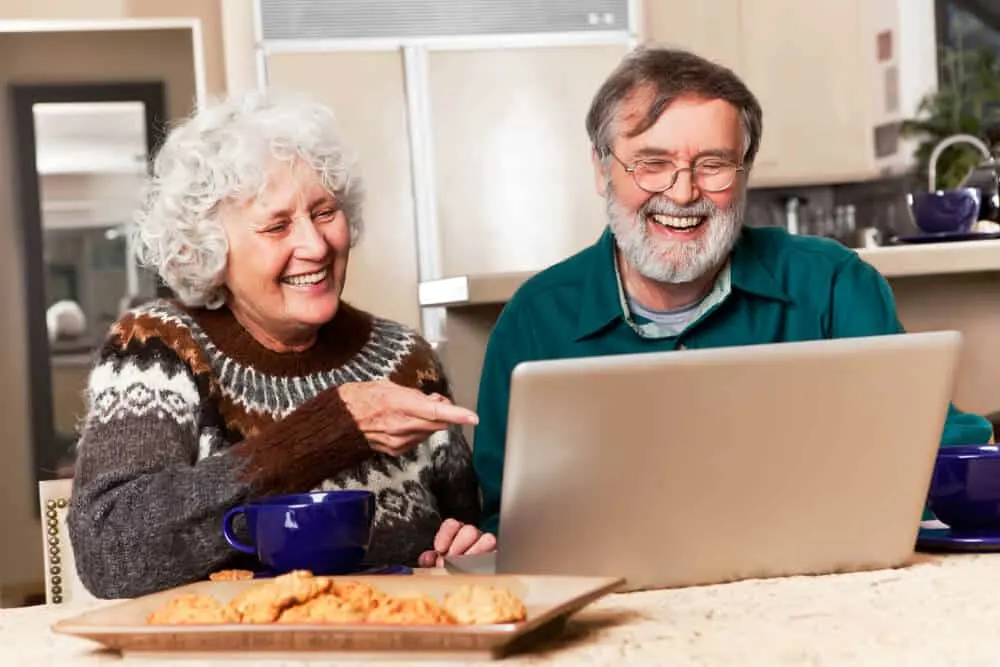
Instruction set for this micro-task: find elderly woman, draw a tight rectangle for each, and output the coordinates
[67,91,495,598]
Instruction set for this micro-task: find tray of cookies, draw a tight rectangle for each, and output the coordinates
[52,570,624,660]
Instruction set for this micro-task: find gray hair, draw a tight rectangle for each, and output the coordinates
[132,90,364,309]
[586,47,763,168]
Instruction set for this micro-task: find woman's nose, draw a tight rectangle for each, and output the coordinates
[292,217,329,259]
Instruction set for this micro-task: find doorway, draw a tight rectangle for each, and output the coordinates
[9,81,167,492]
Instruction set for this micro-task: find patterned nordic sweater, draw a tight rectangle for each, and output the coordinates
[67,300,480,598]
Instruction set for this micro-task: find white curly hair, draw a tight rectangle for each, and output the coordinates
[132,89,364,308]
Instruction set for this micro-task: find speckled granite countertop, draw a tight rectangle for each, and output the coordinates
[3,554,998,666]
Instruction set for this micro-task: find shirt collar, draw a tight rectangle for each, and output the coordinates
[575,228,625,340]
[574,226,789,340]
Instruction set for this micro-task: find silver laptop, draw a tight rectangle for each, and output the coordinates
[452,332,963,590]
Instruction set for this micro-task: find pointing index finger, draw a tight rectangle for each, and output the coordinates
[407,393,479,425]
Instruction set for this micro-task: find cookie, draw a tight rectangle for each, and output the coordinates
[277,593,367,624]
[366,594,456,625]
[209,569,255,581]
[443,585,528,625]
[228,570,333,624]
[147,594,238,625]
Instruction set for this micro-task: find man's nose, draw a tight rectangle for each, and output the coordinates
[667,169,700,206]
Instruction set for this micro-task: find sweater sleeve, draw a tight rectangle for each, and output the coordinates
[67,334,373,599]
[402,336,481,527]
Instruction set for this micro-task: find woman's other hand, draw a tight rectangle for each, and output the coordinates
[417,518,497,568]
[339,380,478,456]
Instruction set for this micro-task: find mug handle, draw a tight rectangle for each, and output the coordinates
[222,506,255,554]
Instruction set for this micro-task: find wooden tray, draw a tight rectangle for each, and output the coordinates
[53,574,624,660]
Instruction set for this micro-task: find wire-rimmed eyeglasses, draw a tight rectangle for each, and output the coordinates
[608,151,744,193]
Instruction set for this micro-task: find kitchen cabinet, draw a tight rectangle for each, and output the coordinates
[739,0,875,186]
[641,0,743,72]
[427,44,628,277]
[642,0,920,187]
[266,51,423,330]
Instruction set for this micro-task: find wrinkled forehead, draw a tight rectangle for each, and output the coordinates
[613,87,746,159]
[221,158,334,217]
[240,158,332,202]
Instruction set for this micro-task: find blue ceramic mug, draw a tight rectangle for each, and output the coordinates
[222,490,375,575]
[907,188,981,235]
[927,445,1000,533]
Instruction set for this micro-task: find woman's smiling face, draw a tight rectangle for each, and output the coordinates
[219,159,351,351]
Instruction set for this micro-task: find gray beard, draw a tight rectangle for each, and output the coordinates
[607,186,745,284]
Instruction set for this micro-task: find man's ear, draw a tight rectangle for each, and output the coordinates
[591,149,609,197]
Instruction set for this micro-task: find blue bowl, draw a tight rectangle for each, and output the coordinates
[223,490,375,575]
[907,189,981,235]
[926,445,1000,533]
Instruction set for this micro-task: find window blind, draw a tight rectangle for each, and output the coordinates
[259,0,630,41]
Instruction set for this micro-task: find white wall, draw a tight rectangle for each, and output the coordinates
[896,0,940,171]
[897,0,940,115]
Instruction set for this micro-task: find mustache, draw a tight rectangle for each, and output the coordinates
[638,195,717,218]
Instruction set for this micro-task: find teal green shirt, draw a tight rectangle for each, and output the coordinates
[473,226,993,535]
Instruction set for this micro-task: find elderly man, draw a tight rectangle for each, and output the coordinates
[472,46,993,535]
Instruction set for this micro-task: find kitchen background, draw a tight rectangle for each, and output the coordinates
[18,0,1000,345]
[745,1,1000,244]
[1,0,999,604]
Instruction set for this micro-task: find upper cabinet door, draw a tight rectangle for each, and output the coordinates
[267,50,422,330]
[427,44,628,277]
[739,0,875,187]
[641,0,743,72]
[641,0,878,187]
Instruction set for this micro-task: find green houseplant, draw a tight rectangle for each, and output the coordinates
[901,46,1000,191]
